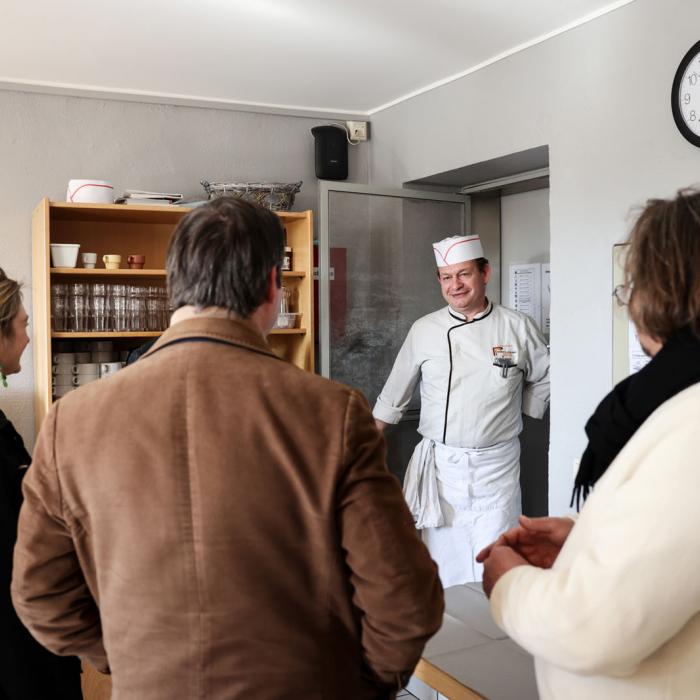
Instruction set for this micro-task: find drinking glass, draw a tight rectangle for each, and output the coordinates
[160,286,170,330]
[128,285,146,331]
[51,283,67,331]
[146,286,160,331]
[69,283,88,332]
[111,284,128,331]
[92,283,107,331]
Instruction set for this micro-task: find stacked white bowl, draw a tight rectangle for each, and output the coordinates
[52,344,126,400]
[72,363,100,388]
[52,352,78,398]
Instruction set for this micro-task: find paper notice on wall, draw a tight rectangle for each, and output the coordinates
[541,263,551,335]
[628,320,652,374]
[509,263,542,329]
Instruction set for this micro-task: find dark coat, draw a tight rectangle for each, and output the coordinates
[0,410,81,699]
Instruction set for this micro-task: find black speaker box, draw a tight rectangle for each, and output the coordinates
[311,125,348,180]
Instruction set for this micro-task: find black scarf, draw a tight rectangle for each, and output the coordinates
[571,327,700,509]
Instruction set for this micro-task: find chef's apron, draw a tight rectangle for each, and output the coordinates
[404,436,521,586]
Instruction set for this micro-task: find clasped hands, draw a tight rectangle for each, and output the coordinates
[476,515,575,598]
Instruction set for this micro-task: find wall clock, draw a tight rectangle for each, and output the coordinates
[672,40,700,147]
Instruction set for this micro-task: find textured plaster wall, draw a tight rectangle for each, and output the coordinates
[0,89,369,446]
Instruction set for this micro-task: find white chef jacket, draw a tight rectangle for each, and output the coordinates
[373,302,550,445]
[373,302,550,586]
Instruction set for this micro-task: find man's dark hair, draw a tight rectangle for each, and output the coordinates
[167,197,284,318]
[474,257,489,273]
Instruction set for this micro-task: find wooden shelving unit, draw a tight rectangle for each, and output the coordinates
[51,332,163,339]
[51,268,167,277]
[32,199,315,428]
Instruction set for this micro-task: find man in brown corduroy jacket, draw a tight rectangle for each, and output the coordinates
[12,197,443,699]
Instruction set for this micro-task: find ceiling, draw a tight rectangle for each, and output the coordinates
[0,0,635,117]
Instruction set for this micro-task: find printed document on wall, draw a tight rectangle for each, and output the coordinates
[509,263,542,328]
[541,263,551,336]
[628,320,652,374]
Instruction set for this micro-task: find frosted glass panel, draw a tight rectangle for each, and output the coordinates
[327,191,464,407]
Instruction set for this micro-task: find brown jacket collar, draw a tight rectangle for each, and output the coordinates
[144,316,279,362]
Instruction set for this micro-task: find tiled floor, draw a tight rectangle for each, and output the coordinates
[402,583,537,700]
[398,689,447,699]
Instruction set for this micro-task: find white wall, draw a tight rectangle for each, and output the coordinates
[500,188,550,302]
[368,0,700,513]
[0,89,369,446]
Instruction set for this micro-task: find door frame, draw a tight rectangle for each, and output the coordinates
[318,181,469,378]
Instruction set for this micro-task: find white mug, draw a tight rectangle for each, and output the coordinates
[72,375,99,387]
[100,362,124,376]
[82,252,98,269]
[52,364,74,375]
[52,385,74,398]
[103,254,121,270]
[52,375,74,386]
[72,363,100,375]
[52,353,75,365]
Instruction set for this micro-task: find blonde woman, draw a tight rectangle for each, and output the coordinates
[0,269,81,699]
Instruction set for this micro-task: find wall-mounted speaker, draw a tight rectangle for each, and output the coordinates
[311,125,348,180]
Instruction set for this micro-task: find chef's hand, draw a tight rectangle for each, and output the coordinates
[476,515,575,569]
[481,546,528,598]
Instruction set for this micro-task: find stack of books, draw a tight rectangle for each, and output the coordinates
[116,190,183,206]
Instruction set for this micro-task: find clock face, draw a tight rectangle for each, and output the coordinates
[672,40,700,146]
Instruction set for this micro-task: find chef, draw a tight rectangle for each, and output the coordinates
[373,234,550,586]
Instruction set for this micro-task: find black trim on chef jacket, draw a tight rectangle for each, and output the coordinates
[442,302,494,444]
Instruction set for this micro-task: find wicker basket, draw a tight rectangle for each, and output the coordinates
[201,180,302,211]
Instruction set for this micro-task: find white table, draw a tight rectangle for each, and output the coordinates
[411,583,539,700]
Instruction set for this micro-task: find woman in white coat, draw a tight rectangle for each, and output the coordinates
[478,188,700,700]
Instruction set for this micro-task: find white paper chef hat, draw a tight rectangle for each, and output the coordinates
[432,235,484,267]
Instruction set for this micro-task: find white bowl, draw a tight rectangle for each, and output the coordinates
[50,243,80,268]
[52,352,76,364]
[66,179,114,204]
[52,375,75,386]
[72,363,100,375]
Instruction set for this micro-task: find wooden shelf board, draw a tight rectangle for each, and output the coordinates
[48,201,189,224]
[52,331,162,339]
[277,211,309,221]
[282,270,305,278]
[269,328,306,335]
[51,268,166,277]
[48,200,308,223]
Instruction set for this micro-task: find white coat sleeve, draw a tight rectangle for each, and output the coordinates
[489,413,700,676]
[373,325,421,425]
[521,317,550,419]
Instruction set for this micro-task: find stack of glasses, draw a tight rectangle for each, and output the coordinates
[51,283,170,332]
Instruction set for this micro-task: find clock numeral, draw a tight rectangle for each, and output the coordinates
[689,73,699,87]
[691,111,697,122]
[685,93,692,105]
